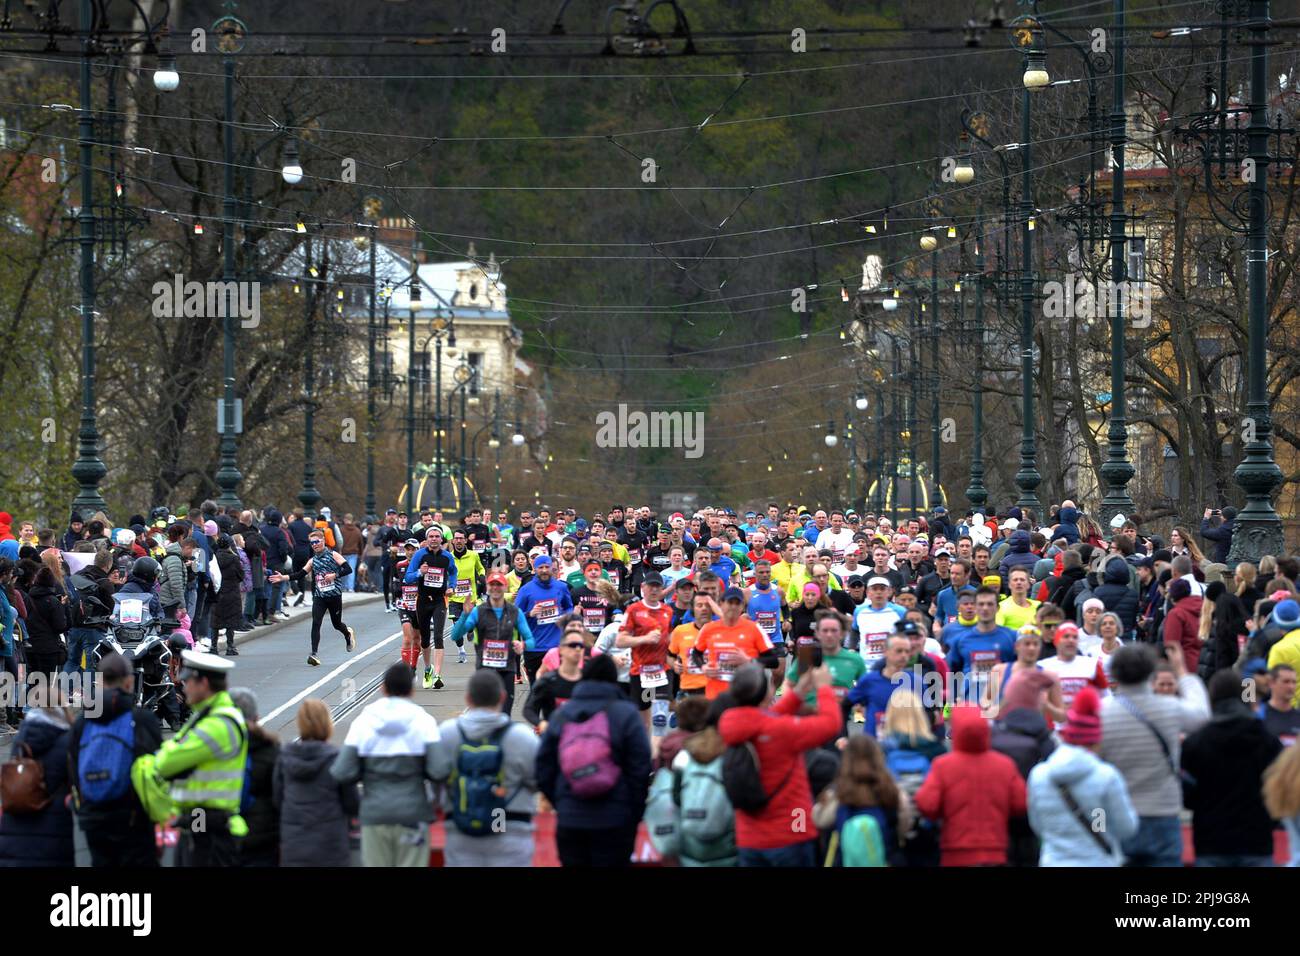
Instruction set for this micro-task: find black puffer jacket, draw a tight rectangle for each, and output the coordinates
[997,530,1040,583]
[1092,557,1139,632]
[213,548,245,630]
[274,739,359,867]
[240,727,281,865]
[990,706,1056,779]
[0,708,74,867]
[23,583,68,656]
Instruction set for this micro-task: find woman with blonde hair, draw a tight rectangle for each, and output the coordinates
[878,689,946,866]
[273,698,359,867]
[1236,562,1263,611]
[1263,744,1300,867]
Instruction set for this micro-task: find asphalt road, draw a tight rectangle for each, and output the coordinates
[232,594,527,741]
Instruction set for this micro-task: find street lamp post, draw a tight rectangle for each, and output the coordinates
[297,237,321,521]
[363,205,380,525]
[966,209,990,509]
[71,0,107,514]
[1011,13,1046,511]
[405,259,421,516]
[1174,1,1290,560]
[928,242,942,509]
[213,8,248,509]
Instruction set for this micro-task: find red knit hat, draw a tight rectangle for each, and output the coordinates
[1060,686,1102,746]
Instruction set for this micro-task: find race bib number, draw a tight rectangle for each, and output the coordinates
[970,649,999,673]
[120,598,144,624]
[482,639,510,669]
[454,579,471,598]
[753,610,778,637]
[653,555,670,567]
[583,607,606,631]
[865,633,888,659]
[608,569,620,588]
[627,549,641,564]
[422,566,445,589]
[685,648,705,676]
[717,650,743,682]
[315,573,331,591]
[640,664,668,688]
[535,599,559,623]
[472,540,487,552]
[400,585,419,610]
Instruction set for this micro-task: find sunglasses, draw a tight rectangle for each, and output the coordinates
[562,642,586,650]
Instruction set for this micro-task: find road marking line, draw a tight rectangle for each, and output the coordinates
[262,630,403,724]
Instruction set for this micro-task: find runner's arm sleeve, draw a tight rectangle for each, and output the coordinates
[403,548,428,583]
[444,552,459,591]
[514,612,535,649]
[522,678,549,726]
[845,673,872,707]
[755,648,779,669]
[451,607,479,643]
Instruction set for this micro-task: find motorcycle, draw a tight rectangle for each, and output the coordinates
[91,594,187,731]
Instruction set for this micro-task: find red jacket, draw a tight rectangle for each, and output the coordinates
[718,684,840,850]
[1162,594,1204,672]
[913,706,1027,866]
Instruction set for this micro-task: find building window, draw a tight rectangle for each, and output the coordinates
[467,351,483,397]
[1128,236,1146,283]
[469,283,478,302]
[412,352,430,398]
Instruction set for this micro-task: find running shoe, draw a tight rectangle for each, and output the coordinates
[307,654,321,666]
[456,647,467,665]
[346,626,356,652]
[422,667,433,689]
[433,674,444,690]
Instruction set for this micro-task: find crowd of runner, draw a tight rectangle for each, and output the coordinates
[0,498,1298,867]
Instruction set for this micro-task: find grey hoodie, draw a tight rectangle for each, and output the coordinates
[430,709,539,818]
[330,695,441,825]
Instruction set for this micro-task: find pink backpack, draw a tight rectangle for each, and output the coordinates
[558,707,622,798]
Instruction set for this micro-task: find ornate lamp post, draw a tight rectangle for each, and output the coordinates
[1175,1,1292,560]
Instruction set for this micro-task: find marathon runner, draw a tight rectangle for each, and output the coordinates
[403,526,457,689]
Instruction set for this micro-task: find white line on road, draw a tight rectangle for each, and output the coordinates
[262,630,403,724]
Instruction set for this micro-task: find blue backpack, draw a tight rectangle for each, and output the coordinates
[77,710,135,804]
[449,725,516,836]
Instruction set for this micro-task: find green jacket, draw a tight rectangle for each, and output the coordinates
[155,690,249,822]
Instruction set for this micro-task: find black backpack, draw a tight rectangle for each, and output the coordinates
[721,742,796,814]
[68,573,112,628]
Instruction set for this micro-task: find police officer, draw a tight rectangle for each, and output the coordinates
[155,650,249,866]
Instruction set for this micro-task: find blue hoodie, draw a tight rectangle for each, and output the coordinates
[1054,507,1081,546]
[997,530,1039,583]
[513,575,574,651]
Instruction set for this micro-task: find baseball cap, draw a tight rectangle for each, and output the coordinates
[745,511,757,519]
[934,547,952,558]
[486,571,508,586]
[670,512,684,521]
[1002,517,1020,530]
[867,576,892,588]
[642,572,665,587]
[722,587,746,602]
[847,575,865,588]
[584,558,602,571]
[404,538,420,548]
[982,575,1003,588]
